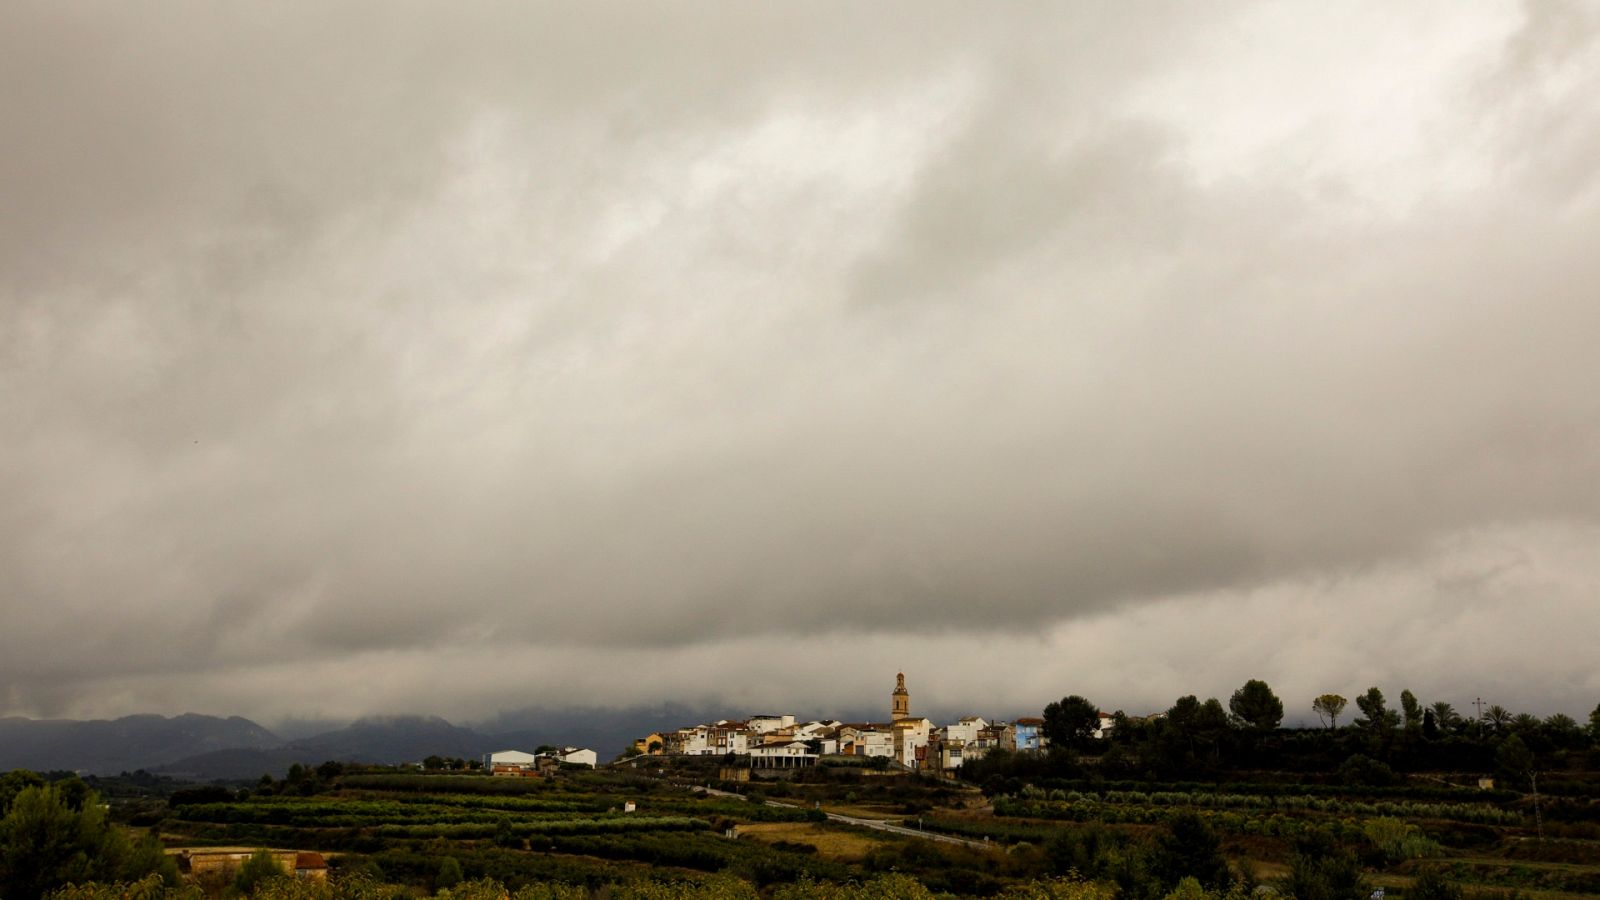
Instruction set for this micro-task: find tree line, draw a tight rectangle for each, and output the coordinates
[970,681,1600,786]
[0,770,179,900]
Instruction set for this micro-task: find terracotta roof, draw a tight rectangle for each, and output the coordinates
[1013,717,1044,725]
[295,852,327,870]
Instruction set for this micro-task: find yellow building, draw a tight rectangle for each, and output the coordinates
[174,849,327,881]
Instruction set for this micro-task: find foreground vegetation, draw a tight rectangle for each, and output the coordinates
[4,685,1597,898]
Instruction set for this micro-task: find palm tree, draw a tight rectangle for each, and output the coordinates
[1511,713,1540,733]
[1543,714,1581,748]
[1482,704,1513,734]
[1544,713,1578,734]
[1431,702,1461,733]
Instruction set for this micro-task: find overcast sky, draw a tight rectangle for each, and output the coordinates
[4,2,1599,729]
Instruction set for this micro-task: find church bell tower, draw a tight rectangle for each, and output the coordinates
[892,672,910,721]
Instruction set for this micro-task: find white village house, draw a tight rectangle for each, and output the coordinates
[627,673,1132,775]
[483,747,597,774]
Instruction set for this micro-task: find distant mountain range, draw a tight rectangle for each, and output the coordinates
[150,715,514,782]
[0,701,1017,782]
[0,714,280,775]
[0,704,725,781]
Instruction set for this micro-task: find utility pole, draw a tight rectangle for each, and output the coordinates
[1531,771,1544,843]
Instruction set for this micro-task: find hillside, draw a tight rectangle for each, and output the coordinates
[0,704,909,780]
[0,714,280,774]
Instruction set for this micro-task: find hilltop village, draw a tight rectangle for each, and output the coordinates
[623,673,1107,772]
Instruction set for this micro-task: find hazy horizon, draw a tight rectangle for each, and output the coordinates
[16,689,1580,741]
[4,2,1599,726]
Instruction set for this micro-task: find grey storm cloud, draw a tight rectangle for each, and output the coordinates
[3,2,1600,723]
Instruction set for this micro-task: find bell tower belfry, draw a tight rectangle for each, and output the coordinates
[891,672,910,721]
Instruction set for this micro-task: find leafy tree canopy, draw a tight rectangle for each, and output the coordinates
[234,848,287,895]
[1228,679,1284,731]
[1043,695,1101,750]
[1196,699,1230,735]
[1167,696,1202,729]
[0,771,46,817]
[0,783,171,900]
[1283,829,1366,900]
[1153,811,1229,891]
[435,856,463,891]
[1311,694,1347,729]
[1354,687,1398,735]
[1400,690,1423,732]
[1494,734,1536,791]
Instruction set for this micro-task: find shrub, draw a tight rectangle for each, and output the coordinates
[1407,868,1464,900]
[771,874,935,899]
[1339,755,1397,788]
[1362,817,1440,864]
[234,849,288,896]
[1153,812,1229,891]
[436,857,464,891]
[1,785,175,900]
[1282,831,1366,900]
[49,874,201,900]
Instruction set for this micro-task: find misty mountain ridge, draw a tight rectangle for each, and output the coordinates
[153,708,718,781]
[0,713,281,775]
[0,706,744,780]
[0,700,1035,781]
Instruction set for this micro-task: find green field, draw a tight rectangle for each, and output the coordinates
[134,760,1600,898]
[11,716,1600,900]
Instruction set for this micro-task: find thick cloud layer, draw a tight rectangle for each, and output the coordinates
[3,2,1599,724]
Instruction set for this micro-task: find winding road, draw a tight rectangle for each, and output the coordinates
[691,784,993,850]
